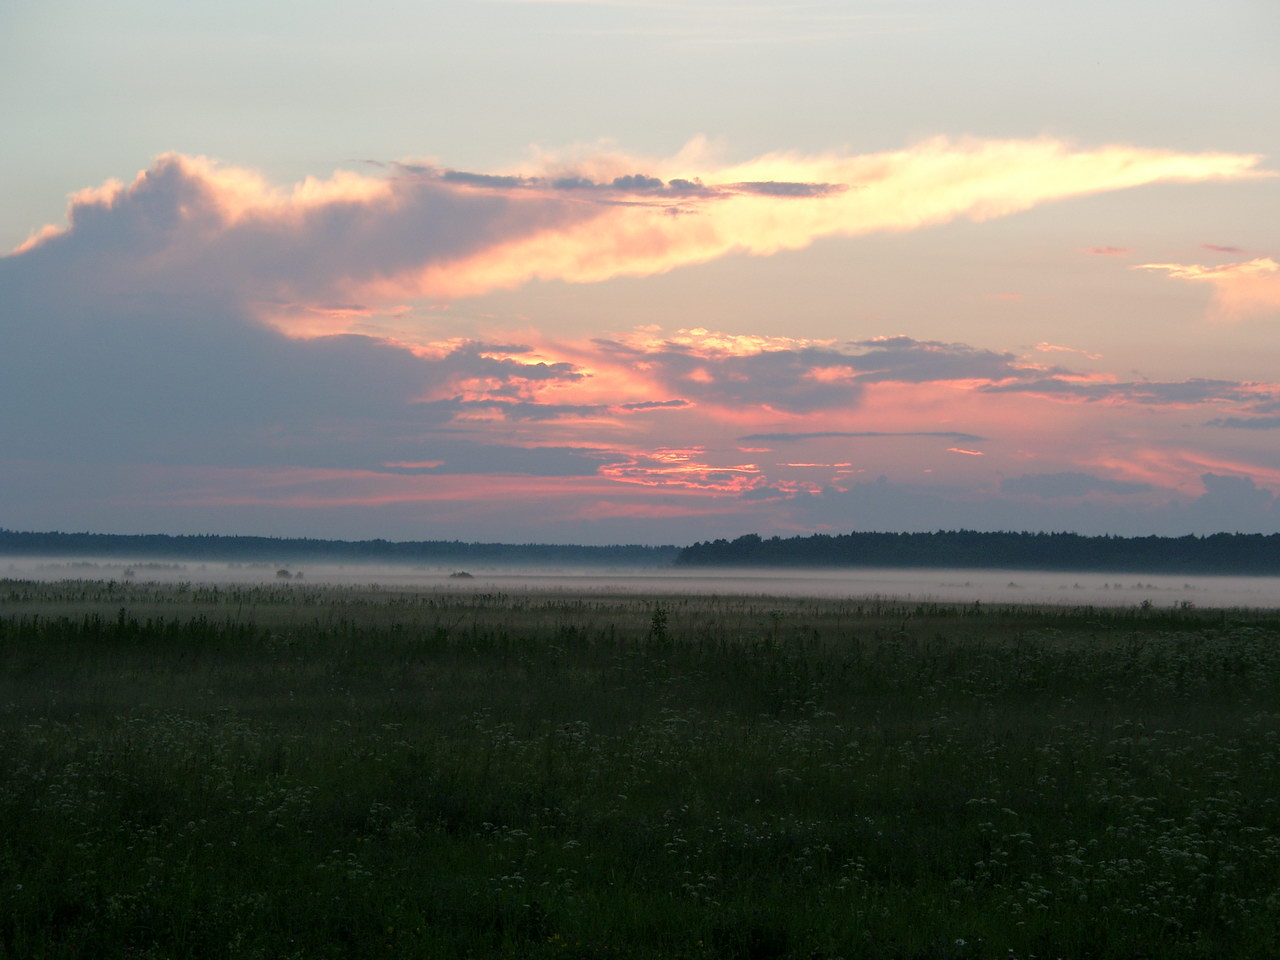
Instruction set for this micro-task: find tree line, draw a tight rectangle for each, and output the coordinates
[0,529,679,566]
[676,530,1280,574]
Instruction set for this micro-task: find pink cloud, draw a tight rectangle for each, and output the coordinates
[1134,257,1280,320]
[1083,245,1130,256]
[1088,449,1280,496]
[1033,342,1103,361]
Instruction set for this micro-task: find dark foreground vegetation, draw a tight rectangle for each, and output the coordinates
[678,530,1280,574]
[1,581,1278,959]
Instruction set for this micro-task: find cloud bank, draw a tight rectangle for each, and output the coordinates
[3,137,1278,541]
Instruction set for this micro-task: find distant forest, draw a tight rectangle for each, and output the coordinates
[0,530,679,567]
[676,530,1280,575]
[4,528,1280,575]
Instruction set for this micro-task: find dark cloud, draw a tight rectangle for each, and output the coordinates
[587,335,1047,414]
[594,339,869,412]
[1202,243,1246,254]
[12,155,601,314]
[610,174,665,191]
[440,170,531,189]
[666,179,712,196]
[845,336,1041,383]
[618,399,692,411]
[420,396,694,422]
[732,181,847,198]
[421,398,609,422]
[0,161,605,480]
[550,176,597,190]
[376,443,626,477]
[740,430,986,442]
[1204,415,1280,429]
[999,472,1153,498]
[985,378,1270,406]
[1188,473,1276,532]
[398,165,842,203]
[441,341,583,385]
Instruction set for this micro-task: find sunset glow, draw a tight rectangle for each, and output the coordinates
[3,0,1278,542]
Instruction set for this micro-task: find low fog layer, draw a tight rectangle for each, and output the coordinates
[5,556,1280,609]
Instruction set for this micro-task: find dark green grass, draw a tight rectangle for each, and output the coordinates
[1,580,1278,958]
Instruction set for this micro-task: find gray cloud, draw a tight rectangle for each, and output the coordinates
[618,399,692,411]
[398,164,846,203]
[11,156,604,315]
[418,396,694,422]
[775,473,1278,537]
[592,339,866,412]
[1204,415,1280,429]
[731,181,847,198]
[588,334,1046,414]
[1189,474,1276,532]
[377,444,626,477]
[0,162,611,481]
[999,472,1153,498]
[740,430,986,442]
[844,336,1046,383]
[985,377,1273,406]
[421,398,609,422]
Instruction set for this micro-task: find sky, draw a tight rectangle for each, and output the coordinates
[2,0,1279,545]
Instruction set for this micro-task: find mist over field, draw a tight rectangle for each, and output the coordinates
[7,555,1280,609]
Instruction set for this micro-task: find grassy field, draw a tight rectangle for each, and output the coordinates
[1,579,1278,959]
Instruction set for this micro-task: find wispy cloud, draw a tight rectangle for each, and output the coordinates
[1034,342,1103,360]
[985,376,1279,407]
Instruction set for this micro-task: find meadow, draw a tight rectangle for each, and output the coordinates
[1,579,1278,959]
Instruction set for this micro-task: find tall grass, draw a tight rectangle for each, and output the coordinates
[1,580,1278,958]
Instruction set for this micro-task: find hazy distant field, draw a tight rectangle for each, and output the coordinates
[8,554,1280,608]
[2,579,1278,958]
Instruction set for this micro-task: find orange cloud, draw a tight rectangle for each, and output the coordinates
[598,446,766,493]
[14,140,1267,326]
[411,138,1268,301]
[1134,258,1280,320]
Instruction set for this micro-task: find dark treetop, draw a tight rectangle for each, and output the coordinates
[676,530,1280,574]
[0,529,678,567]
